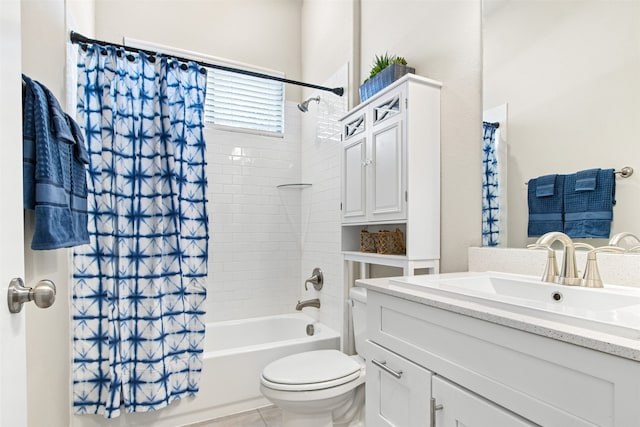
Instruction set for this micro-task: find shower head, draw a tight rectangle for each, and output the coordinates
[297,96,321,112]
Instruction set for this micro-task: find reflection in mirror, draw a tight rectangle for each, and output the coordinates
[482,117,507,247]
[482,0,640,248]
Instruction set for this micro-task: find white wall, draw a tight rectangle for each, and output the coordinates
[298,65,350,338]
[360,0,483,272]
[300,0,356,345]
[484,0,640,248]
[301,0,358,108]
[93,0,303,101]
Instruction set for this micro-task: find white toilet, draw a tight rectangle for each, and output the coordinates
[260,287,367,427]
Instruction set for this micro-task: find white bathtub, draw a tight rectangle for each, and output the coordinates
[83,313,340,427]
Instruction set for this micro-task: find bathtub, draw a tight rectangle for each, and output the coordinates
[84,313,340,427]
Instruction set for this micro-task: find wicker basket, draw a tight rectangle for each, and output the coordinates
[374,228,405,255]
[360,229,377,253]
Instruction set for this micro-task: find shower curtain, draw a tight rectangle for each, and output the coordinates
[72,44,209,418]
[482,122,500,246]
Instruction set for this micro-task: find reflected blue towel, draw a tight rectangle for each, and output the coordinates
[563,168,615,238]
[575,168,598,191]
[535,174,557,197]
[528,174,564,236]
[22,74,90,250]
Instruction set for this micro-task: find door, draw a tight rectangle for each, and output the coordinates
[342,135,367,222]
[432,376,537,427]
[366,341,432,427]
[368,90,406,222]
[369,118,405,221]
[0,1,28,425]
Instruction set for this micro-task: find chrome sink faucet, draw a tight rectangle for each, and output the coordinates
[582,246,624,288]
[609,232,640,249]
[296,298,320,310]
[533,232,581,286]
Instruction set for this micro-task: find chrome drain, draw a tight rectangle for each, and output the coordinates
[551,291,563,303]
[306,324,315,336]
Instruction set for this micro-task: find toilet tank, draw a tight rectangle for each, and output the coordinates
[349,287,367,356]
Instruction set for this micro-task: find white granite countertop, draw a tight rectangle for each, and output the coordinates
[356,272,640,362]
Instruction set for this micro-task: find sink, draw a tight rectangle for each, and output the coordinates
[388,272,640,340]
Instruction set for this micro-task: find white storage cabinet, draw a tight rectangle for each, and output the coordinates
[341,74,441,276]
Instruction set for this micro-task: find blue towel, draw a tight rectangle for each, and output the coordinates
[535,174,557,197]
[22,74,90,250]
[575,168,598,191]
[527,174,564,236]
[563,168,615,238]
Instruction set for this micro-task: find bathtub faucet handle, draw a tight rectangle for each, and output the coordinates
[304,268,323,291]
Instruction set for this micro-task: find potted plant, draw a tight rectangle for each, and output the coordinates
[359,53,415,102]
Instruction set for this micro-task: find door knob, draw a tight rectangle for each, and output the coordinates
[7,278,56,313]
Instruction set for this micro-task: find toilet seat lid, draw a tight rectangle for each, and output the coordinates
[262,349,361,387]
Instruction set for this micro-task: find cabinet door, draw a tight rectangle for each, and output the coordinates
[342,135,367,222]
[369,117,406,222]
[432,376,537,427]
[366,341,432,427]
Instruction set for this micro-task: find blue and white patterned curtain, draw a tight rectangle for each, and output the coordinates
[482,122,500,246]
[72,44,209,418]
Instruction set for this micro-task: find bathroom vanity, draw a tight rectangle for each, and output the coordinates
[356,272,640,427]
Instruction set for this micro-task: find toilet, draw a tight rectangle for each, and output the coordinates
[260,287,367,427]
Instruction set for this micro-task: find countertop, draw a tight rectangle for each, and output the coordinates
[356,272,640,362]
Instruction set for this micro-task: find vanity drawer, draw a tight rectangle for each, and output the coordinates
[365,340,432,427]
[367,290,634,427]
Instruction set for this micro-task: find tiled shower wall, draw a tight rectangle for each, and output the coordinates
[204,65,348,330]
[299,65,349,335]
[204,103,302,322]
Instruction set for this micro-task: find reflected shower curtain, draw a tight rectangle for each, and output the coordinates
[482,122,499,246]
[72,44,208,418]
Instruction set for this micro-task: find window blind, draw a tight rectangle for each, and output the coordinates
[205,68,285,135]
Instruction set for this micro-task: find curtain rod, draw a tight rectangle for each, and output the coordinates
[69,31,344,97]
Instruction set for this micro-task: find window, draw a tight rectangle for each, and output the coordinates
[124,37,285,136]
[204,68,284,135]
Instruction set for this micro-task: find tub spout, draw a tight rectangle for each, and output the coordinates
[296,298,320,310]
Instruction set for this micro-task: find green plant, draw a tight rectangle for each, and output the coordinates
[367,53,408,80]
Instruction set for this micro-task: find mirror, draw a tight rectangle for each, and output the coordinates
[482,0,640,248]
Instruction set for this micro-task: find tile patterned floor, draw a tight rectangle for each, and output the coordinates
[186,406,282,427]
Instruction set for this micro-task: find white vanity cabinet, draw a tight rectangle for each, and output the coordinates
[432,376,535,427]
[364,288,640,427]
[366,340,432,426]
[341,74,442,276]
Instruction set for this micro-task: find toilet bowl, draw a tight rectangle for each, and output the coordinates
[259,287,367,427]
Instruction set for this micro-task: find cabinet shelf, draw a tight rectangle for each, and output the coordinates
[276,183,312,189]
[342,251,438,275]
